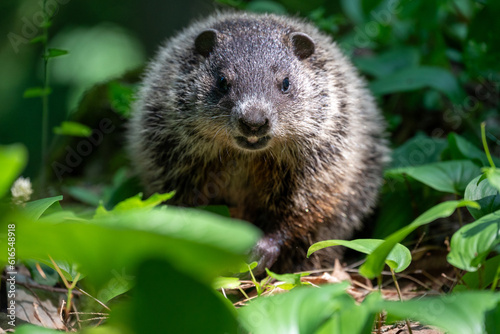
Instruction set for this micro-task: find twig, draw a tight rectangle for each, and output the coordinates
[75,287,111,311]
[391,268,413,334]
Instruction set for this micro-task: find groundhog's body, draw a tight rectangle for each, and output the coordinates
[128,12,388,274]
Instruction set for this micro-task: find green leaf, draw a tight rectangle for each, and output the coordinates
[45,48,69,58]
[95,192,174,218]
[484,167,500,192]
[238,283,352,334]
[308,239,411,273]
[385,160,482,195]
[12,325,62,334]
[316,292,379,334]
[389,133,447,169]
[53,121,92,137]
[212,276,241,289]
[447,210,500,272]
[448,133,500,167]
[0,144,28,198]
[485,301,500,334]
[369,66,464,103]
[5,206,261,290]
[265,268,310,286]
[113,258,238,334]
[23,196,63,220]
[354,47,420,78]
[457,255,500,290]
[23,87,52,98]
[464,175,500,220]
[380,292,500,334]
[360,200,478,279]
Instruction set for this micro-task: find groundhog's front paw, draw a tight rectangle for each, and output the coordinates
[248,236,281,276]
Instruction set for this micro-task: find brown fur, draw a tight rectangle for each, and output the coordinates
[128,12,389,274]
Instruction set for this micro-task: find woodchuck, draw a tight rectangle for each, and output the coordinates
[127,12,389,275]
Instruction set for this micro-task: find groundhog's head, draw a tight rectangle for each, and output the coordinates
[181,16,327,153]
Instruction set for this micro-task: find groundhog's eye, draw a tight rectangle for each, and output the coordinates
[217,75,230,94]
[281,77,290,93]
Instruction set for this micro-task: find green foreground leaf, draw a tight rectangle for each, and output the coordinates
[360,200,478,279]
[447,210,500,272]
[23,196,63,220]
[308,239,411,273]
[111,258,239,334]
[1,206,261,292]
[381,291,500,334]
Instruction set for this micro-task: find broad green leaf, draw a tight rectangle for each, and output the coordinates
[447,210,500,272]
[448,133,500,167]
[354,47,420,78]
[464,175,500,220]
[238,282,351,334]
[46,48,69,58]
[212,276,241,289]
[53,121,92,137]
[23,196,63,220]
[484,167,500,191]
[0,144,27,198]
[308,239,411,273]
[113,258,238,334]
[360,200,478,279]
[6,206,261,290]
[380,292,500,334]
[23,87,51,98]
[389,133,447,169]
[369,66,464,103]
[266,268,310,286]
[456,255,500,290]
[386,160,482,195]
[94,192,174,218]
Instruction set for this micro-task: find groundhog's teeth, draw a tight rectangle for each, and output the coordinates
[247,136,259,144]
[127,12,389,275]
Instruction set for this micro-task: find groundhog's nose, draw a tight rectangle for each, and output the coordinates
[238,117,270,137]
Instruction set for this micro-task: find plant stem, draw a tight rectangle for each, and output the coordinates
[391,268,413,334]
[491,264,500,291]
[454,194,463,227]
[41,0,49,191]
[481,122,496,168]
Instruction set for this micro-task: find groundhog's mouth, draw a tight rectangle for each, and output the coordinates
[234,135,271,151]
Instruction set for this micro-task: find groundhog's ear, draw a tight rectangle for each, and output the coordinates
[195,29,218,57]
[289,32,315,60]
